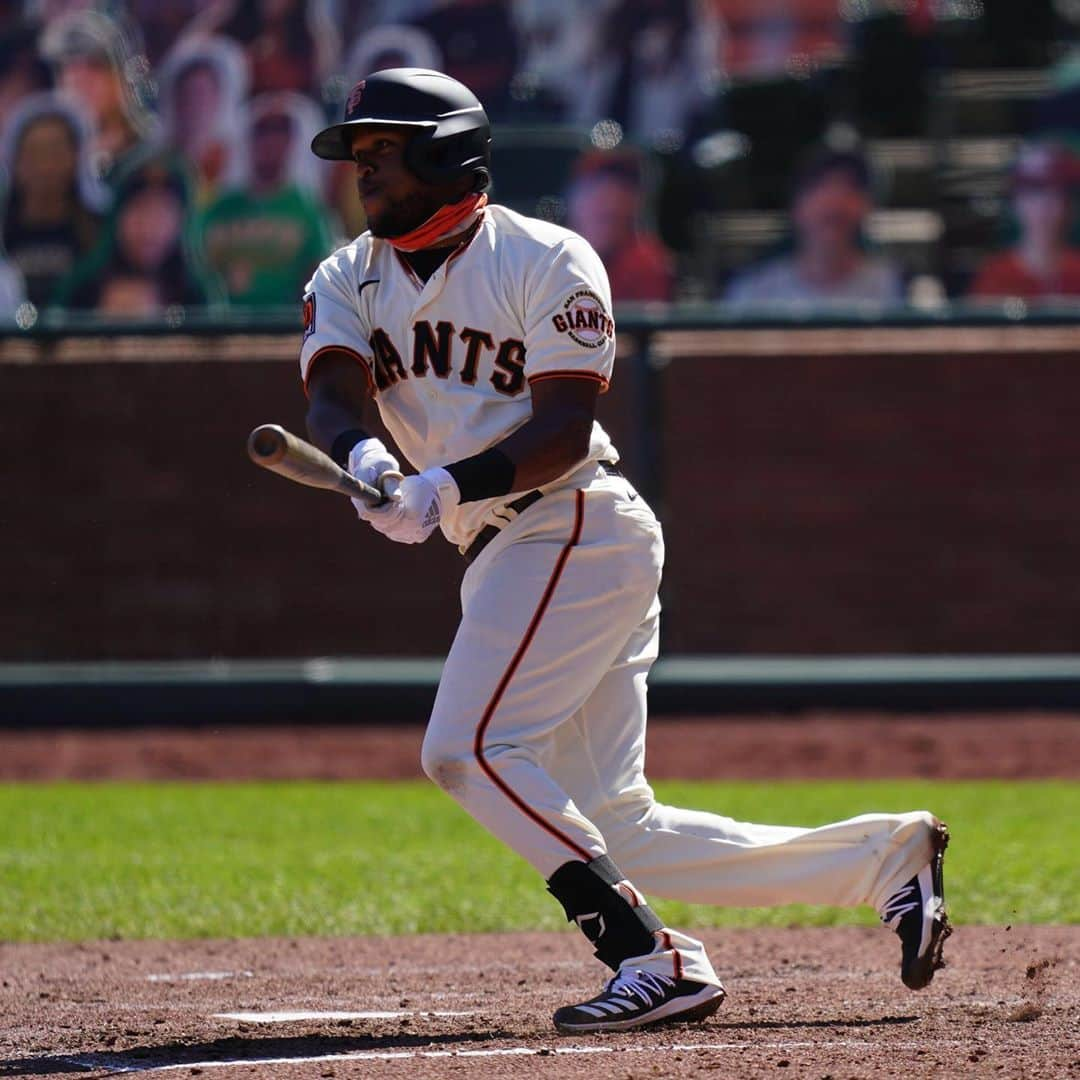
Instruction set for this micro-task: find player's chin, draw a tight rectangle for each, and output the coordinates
[366,206,408,239]
[367,191,437,239]
[361,197,386,229]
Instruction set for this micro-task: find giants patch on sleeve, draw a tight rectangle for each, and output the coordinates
[550,289,613,349]
[302,292,316,341]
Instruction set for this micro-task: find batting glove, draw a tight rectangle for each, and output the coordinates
[369,467,460,545]
[347,438,403,522]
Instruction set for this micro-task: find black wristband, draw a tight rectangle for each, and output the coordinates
[330,428,371,468]
[445,447,516,503]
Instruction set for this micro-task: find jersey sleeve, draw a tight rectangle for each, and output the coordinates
[299,252,374,395]
[522,236,615,391]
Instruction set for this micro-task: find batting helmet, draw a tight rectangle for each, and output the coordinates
[311,68,491,191]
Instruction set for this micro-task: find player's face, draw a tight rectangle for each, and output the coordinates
[350,127,448,238]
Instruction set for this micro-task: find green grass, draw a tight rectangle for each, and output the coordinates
[0,780,1075,942]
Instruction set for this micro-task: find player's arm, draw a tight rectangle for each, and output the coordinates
[305,351,401,519]
[305,350,375,463]
[379,377,597,545]
[440,376,599,501]
[380,378,597,546]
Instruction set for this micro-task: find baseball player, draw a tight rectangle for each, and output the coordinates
[300,68,951,1034]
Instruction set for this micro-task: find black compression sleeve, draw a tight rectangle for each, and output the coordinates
[330,428,371,468]
[444,447,517,503]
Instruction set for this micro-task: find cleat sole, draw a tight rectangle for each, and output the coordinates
[553,985,726,1035]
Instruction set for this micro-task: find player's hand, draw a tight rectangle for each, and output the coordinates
[366,467,460,545]
[348,438,403,521]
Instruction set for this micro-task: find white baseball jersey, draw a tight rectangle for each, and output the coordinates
[299,204,618,548]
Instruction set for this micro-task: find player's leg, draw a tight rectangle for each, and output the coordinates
[421,486,653,877]
[420,481,724,1027]
[549,549,949,989]
[569,661,937,910]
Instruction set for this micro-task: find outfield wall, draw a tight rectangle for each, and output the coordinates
[4,322,1080,661]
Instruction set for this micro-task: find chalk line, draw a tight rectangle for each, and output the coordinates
[145,971,254,983]
[53,1037,966,1074]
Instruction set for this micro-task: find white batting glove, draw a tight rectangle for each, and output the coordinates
[369,467,460,545]
[347,438,403,522]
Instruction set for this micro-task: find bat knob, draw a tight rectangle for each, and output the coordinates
[248,424,287,464]
[379,470,404,500]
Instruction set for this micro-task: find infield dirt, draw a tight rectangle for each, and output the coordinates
[1,926,1076,1078]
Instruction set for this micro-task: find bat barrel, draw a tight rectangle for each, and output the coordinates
[247,424,288,465]
[246,422,386,506]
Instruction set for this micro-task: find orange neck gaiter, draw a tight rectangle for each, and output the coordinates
[387,192,488,252]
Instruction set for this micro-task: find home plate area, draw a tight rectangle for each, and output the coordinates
[1,927,1075,1079]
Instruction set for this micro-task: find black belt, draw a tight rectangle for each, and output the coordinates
[463,460,623,564]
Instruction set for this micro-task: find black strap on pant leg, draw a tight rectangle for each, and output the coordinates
[547,854,662,971]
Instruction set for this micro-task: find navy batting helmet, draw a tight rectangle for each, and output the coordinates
[311,68,491,191]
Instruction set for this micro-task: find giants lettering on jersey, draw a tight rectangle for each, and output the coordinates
[369,321,527,397]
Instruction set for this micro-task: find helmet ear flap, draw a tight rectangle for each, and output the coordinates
[403,126,490,190]
[402,127,438,185]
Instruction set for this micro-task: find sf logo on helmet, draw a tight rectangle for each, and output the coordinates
[346,80,366,114]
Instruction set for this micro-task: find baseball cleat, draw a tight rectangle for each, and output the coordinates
[880,819,952,990]
[553,968,725,1034]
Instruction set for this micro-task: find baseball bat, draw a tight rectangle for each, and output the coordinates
[246,424,388,506]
